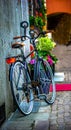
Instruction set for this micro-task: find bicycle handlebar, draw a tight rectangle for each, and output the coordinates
[29,30,54,40]
[20,31,48,41]
[13,30,49,42]
[13,20,54,41]
[13,30,53,42]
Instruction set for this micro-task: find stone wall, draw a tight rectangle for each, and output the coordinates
[0,0,29,118]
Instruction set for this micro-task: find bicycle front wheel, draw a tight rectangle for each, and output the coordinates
[38,59,56,104]
[10,61,34,115]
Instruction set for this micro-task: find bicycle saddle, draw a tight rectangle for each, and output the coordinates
[12,36,25,48]
[12,42,24,48]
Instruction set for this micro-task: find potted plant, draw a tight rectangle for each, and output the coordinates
[29,37,58,75]
[35,16,45,31]
[29,16,45,31]
[29,16,35,29]
[36,36,58,74]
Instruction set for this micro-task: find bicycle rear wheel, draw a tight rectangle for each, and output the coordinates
[38,59,56,104]
[10,61,34,115]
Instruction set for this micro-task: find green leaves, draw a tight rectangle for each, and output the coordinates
[35,17,45,26]
[36,37,58,64]
[37,37,55,52]
[29,16,35,26]
[49,54,58,64]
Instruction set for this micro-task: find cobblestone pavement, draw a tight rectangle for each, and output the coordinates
[48,44,71,130]
[49,91,71,130]
[52,44,71,72]
[52,44,71,83]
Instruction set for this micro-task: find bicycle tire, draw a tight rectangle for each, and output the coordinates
[10,60,34,115]
[38,59,56,104]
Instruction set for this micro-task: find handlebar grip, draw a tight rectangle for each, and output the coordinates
[45,30,54,33]
[20,21,28,36]
[20,21,28,28]
[41,30,54,35]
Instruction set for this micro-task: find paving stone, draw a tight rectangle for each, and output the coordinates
[49,125,58,130]
[34,120,49,130]
[49,92,71,130]
[50,116,57,120]
[49,120,57,125]
[57,119,64,124]
[57,125,65,130]
[64,112,70,117]
[65,125,71,130]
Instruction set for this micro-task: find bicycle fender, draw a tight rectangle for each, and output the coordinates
[9,64,14,81]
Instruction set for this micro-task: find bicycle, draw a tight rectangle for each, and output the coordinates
[6,21,56,115]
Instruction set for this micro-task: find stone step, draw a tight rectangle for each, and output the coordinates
[1,101,51,130]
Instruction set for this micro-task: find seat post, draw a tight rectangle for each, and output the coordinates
[19,48,25,61]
